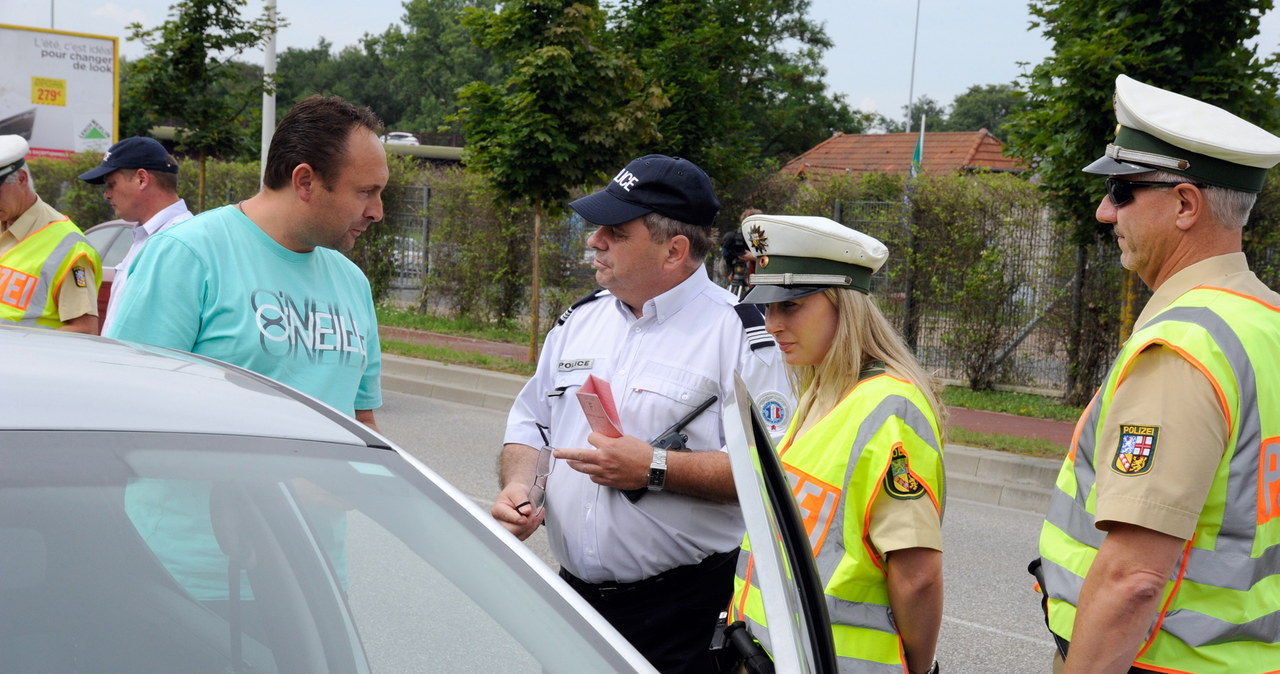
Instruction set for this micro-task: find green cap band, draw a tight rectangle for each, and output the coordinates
[751,255,874,293]
[1115,127,1267,193]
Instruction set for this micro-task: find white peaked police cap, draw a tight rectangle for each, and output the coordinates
[739,214,888,304]
[1083,75,1280,193]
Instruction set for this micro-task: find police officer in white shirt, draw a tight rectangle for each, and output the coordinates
[491,154,793,674]
[78,137,192,334]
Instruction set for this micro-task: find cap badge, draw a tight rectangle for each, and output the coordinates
[748,224,768,254]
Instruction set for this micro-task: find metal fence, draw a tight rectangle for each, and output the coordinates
[384,185,430,290]
[836,199,1074,395]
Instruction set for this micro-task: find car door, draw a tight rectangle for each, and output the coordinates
[722,374,837,673]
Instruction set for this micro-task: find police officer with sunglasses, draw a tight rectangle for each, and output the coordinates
[1033,75,1280,673]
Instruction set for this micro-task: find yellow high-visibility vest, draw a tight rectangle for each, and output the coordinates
[1040,286,1280,673]
[731,373,944,673]
[0,218,100,329]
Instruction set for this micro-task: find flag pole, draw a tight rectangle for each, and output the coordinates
[901,0,924,351]
[905,0,922,132]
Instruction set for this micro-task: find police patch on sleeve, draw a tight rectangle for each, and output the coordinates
[1111,424,1159,476]
[73,267,88,288]
[755,391,790,433]
[884,446,925,500]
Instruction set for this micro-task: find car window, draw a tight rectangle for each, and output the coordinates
[1,433,649,673]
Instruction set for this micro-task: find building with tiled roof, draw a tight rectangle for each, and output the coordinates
[781,129,1024,179]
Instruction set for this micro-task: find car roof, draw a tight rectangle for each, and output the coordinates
[0,326,383,446]
[84,219,135,233]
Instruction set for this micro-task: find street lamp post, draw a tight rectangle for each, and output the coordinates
[260,0,278,184]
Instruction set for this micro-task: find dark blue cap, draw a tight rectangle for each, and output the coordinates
[570,154,720,227]
[78,137,178,184]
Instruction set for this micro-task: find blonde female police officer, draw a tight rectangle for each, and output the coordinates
[728,214,944,674]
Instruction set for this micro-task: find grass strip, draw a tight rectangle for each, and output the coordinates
[942,386,1082,422]
[382,340,538,377]
[377,305,530,345]
[946,426,1067,460]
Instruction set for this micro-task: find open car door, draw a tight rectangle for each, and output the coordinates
[722,373,837,673]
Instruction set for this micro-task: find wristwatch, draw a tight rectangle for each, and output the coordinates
[910,661,939,674]
[647,445,668,491]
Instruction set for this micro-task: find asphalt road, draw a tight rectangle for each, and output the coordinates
[377,390,1057,673]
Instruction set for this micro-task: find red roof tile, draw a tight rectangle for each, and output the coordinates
[781,129,1024,178]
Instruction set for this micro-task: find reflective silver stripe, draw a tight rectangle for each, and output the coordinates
[1045,396,1106,543]
[836,655,906,674]
[739,613,773,654]
[814,394,943,581]
[1040,557,1085,605]
[18,232,86,323]
[1069,396,1103,507]
[1183,541,1280,592]
[749,608,912,673]
[1161,606,1280,647]
[827,595,896,634]
[1044,487,1105,548]
[1144,307,1261,559]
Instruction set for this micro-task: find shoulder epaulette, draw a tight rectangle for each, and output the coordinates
[734,303,775,351]
[557,289,606,326]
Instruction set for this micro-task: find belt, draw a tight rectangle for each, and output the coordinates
[560,549,738,600]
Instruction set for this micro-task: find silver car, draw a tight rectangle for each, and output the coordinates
[0,326,655,673]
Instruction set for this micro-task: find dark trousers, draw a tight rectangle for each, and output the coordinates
[560,549,738,674]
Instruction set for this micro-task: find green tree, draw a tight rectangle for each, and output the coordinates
[376,0,505,138]
[456,0,665,357]
[612,0,857,183]
[876,95,949,133]
[276,38,406,129]
[127,0,283,210]
[1004,0,1280,403]
[944,83,1022,139]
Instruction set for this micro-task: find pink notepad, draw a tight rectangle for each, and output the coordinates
[577,375,623,438]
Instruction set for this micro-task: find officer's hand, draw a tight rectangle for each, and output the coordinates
[555,433,650,490]
[491,481,544,540]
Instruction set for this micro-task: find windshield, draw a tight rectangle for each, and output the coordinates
[0,431,645,673]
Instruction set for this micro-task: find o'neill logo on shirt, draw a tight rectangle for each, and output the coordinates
[252,289,367,362]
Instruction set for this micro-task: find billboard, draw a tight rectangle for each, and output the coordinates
[0,24,118,159]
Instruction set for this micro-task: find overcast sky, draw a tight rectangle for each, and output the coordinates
[8,0,1279,122]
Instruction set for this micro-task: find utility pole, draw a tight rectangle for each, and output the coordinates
[260,0,278,185]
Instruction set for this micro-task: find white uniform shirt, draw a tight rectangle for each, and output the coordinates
[102,198,192,333]
[505,267,793,583]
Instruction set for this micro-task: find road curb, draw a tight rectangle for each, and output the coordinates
[381,355,1061,514]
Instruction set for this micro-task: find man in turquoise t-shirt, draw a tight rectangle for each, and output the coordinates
[105,95,389,601]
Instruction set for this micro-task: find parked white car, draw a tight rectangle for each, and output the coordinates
[0,326,654,673]
[381,131,420,145]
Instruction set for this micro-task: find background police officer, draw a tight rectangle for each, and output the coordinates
[491,154,792,673]
[0,135,100,333]
[1036,75,1280,673]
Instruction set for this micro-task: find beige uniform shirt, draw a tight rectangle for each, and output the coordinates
[794,392,943,555]
[1094,254,1279,539]
[0,198,97,322]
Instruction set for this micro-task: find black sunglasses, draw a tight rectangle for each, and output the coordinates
[1105,178,1206,207]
